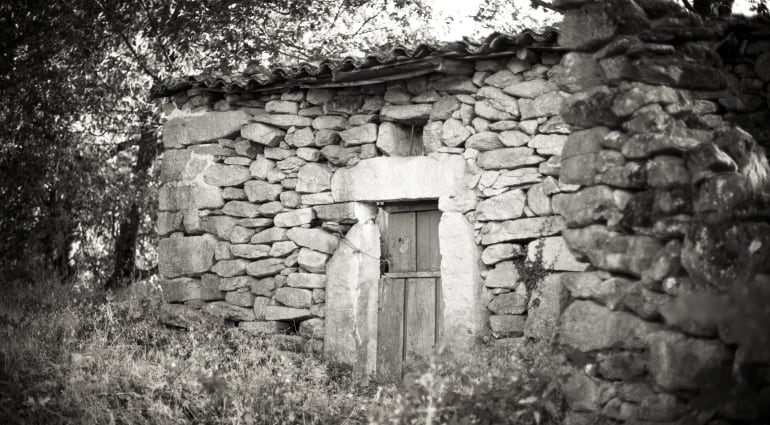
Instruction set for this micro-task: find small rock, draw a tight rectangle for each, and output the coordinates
[287,272,326,289]
[244,180,282,202]
[211,259,250,277]
[245,258,284,278]
[203,301,256,321]
[481,243,525,266]
[477,190,526,221]
[273,208,315,227]
[241,123,285,147]
[339,124,378,146]
[298,248,328,273]
[274,287,313,308]
[489,293,527,315]
[230,244,271,259]
[287,227,339,254]
[265,100,298,114]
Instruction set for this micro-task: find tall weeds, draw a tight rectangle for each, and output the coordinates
[0,279,561,424]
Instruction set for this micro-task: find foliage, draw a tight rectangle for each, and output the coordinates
[472,1,559,35]
[0,280,563,424]
[369,346,563,425]
[0,279,374,424]
[0,0,435,287]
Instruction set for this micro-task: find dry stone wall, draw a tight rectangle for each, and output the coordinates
[156,5,770,419]
[157,49,588,356]
[551,1,770,423]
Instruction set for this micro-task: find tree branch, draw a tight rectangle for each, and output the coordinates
[530,0,561,12]
[92,0,160,83]
[137,0,178,76]
[681,0,696,12]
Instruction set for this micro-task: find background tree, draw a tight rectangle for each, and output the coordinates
[0,0,433,288]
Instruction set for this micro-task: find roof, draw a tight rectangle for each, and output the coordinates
[151,29,561,98]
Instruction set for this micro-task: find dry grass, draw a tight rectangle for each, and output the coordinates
[0,278,561,425]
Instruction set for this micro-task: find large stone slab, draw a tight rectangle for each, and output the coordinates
[480,216,565,245]
[312,202,378,223]
[331,154,465,202]
[439,212,484,350]
[324,222,381,375]
[477,148,544,170]
[380,104,432,122]
[376,122,421,156]
[158,235,217,278]
[647,330,732,391]
[163,111,250,148]
[264,306,313,321]
[527,237,588,272]
[287,227,339,254]
[559,300,660,352]
[241,123,285,147]
[295,163,332,193]
[159,184,224,211]
[476,189,526,221]
[203,301,256,321]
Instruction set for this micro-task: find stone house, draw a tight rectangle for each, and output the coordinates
[153,2,770,422]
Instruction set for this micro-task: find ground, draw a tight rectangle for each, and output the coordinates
[0,279,561,425]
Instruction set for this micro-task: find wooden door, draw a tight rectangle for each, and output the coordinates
[377,204,443,380]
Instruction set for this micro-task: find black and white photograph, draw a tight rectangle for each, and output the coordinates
[1,0,770,423]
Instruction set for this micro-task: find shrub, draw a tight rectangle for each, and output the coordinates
[1,279,564,424]
[369,346,563,425]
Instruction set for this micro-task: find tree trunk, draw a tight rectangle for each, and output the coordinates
[45,186,76,282]
[105,120,158,289]
[693,0,733,17]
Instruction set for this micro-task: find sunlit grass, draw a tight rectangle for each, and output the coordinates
[0,279,561,424]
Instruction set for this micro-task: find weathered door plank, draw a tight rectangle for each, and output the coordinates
[387,212,416,273]
[377,277,405,381]
[405,277,436,364]
[416,209,441,272]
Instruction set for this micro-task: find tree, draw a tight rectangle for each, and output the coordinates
[0,0,434,288]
